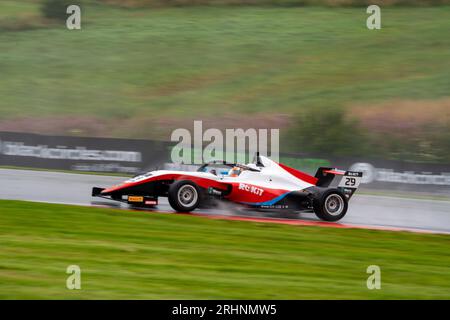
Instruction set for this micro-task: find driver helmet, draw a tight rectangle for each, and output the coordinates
[228,166,242,177]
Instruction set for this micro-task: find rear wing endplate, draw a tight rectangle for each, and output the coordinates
[315,167,363,199]
[337,171,363,199]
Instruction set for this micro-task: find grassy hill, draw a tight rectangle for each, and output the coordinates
[0,200,449,299]
[0,1,449,159]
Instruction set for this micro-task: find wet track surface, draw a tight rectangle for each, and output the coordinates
[1,169,450,234]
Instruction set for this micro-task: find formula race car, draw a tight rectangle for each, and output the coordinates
[92,154,362,221]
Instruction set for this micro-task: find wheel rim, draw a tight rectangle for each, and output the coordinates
[324,194,344,216]
[177,185,198,208]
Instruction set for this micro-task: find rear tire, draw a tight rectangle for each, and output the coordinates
[313,189,348,222]
[168,180,201,212]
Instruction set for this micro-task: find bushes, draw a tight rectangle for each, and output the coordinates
[0,16,46,32]
[41,0,82,21]
[285,108,450,163]
[382,123,450,163]
[285,108,371,157]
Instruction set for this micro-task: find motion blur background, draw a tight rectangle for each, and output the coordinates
[1,0,449,195]
[1,0,449,161]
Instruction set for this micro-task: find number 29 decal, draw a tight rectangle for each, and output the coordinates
[338,172,362,188]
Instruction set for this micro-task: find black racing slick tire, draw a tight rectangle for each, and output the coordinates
[168,180,201,212]
[313,189,348,222]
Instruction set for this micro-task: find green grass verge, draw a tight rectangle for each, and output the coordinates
[0,200,449,299]
[0,4,449,137]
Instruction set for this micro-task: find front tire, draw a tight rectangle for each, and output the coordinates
[313,189,348,222]
[168,180,201,212]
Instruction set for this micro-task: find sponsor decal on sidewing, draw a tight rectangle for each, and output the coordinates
[238,183,264,196]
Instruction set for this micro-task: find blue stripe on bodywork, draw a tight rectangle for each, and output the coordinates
[242,191,291,206]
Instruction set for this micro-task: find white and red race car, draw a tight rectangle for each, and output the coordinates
[92,154,362,221]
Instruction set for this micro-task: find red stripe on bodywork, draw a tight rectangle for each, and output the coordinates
[323,169,345,175]
[277,163,318,185]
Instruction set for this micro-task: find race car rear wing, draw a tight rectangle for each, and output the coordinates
[315,167,340,187]
[315,167,363,199]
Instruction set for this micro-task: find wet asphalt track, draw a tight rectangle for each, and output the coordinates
[1,169,450,234]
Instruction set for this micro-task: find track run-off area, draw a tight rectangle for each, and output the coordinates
[1,169,450,235]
